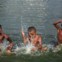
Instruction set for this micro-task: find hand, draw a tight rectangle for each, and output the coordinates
[54,20,62,24]
[21,31,25,36]
[42,47,48,51]
[58,19,62,23]
[6,50,11,55]
[7,43,14,50]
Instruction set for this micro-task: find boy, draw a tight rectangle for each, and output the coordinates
[21,26,47,51]
[0,25,14,55]
[53,20,62,45]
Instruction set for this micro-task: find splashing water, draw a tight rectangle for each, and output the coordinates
[1,40,62,56]
[13,42,62,56]
[0,40,9,54]
[14,43,50,56]
[14,42,35,55]
[52,44,62,52]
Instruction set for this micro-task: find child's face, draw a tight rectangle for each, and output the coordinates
[28,30,36,37]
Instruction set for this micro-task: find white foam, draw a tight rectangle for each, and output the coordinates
[1,40,62,56]
[14,43,35,55]
[0,40,9,53]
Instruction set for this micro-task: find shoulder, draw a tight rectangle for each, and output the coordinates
[37,34,42,39]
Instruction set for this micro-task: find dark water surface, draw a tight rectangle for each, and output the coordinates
[0,51,62,62]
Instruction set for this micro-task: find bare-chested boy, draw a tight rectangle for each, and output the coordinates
[53,20,62,45]
[21,26,47,51]
[0,25,14,55]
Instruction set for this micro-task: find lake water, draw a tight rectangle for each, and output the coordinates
[0,0,62,62]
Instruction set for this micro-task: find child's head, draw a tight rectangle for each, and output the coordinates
[28,26,36,37]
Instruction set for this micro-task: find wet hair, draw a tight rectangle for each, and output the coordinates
[28,26,36,32]
[0,25,2,29]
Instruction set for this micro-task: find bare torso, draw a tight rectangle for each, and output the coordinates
[57,29,62,43]
[28,35,42,47]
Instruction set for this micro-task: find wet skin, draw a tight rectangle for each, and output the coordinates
[57,29,62,43]
[53,20,62,44]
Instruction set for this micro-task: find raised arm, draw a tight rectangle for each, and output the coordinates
[38,35,42,46]
[21,31,27,45]
[53,20,62,29]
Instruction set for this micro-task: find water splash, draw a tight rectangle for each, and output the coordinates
[52,44,62,52]
[14,43,35,55]
[13,42,62,56]
[1,40,62,56]
[0,40,9,54]
[14,43,48,56]
[20,16,27,33]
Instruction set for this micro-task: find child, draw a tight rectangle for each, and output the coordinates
[53,20,62,45]
[0,25,14,55]
[21,26,47,51]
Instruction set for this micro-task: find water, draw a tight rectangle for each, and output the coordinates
[1,41,62,62]
[0,48,62,62]
[0,0,62,62]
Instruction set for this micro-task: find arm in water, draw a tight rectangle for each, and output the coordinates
[53,20,62,30]
[4,34,14,52]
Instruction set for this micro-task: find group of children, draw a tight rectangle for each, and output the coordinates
[0,20,62,55]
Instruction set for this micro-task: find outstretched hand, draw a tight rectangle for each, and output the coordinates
[21,31,25,37]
